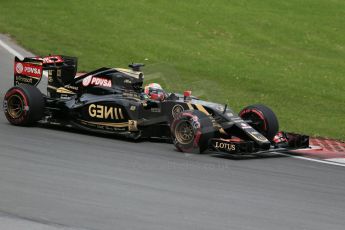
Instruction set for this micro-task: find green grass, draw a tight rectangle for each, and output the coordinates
[0,0,344,139]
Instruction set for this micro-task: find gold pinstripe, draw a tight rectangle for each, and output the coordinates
[56,87,75,94]
[79,120,129,128]
[187,103,194,110]
[194,104,209,115]
[219,128,227,135]
[195,104,227,135]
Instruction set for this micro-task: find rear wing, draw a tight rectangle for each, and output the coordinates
[14,55,78,86]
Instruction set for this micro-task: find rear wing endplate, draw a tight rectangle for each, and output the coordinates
[13,55,77,87]
[14,56,43,86]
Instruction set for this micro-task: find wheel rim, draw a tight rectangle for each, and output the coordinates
[175,121,194,145]
[7,94,25,119]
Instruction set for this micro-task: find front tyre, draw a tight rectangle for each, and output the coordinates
[3,85,44,126]
[239,104,279,141]
[171,110,214,154]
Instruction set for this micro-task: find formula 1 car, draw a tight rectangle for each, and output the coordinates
[3,55,309,155]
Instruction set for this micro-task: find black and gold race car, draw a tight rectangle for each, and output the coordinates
[3,55,309,155]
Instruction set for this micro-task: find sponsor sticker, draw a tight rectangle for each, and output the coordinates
[24,66,41,76]
[214,141,236,151]
[124,79,132,84]
[249,132,269,142]
[15,62,23,74]
[15,62,42,78]
[88,104,124,120]
[151,108,161,113]
[172,104,184,119]
[128,120,138,131]
[90,77,112,87]
[82,75,93,86]
[3,100,8,111]
[42,56,64,64]
[82,76,112,87]
[16,76,33,83]
[32,56,64,64]
[191,118,200,129]
[57,69,62,77]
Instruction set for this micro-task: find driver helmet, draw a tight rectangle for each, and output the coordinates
[144,83,165,100]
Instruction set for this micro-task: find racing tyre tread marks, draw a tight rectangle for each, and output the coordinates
[3,85,44,125]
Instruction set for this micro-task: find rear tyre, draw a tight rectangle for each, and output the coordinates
[239,104,279,141]
[3,85,44,126]
[171,110,214,153]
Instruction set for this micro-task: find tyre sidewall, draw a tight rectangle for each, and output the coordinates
[171,110,214,153]
[4,87,30,125]
[239,104,279,141]
[3,85,44,125]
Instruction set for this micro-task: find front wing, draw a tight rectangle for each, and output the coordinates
[210,132,309,155]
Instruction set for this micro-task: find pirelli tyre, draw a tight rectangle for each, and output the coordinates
[171,110,214,154]
[239,104,279,141]
[3,85,44,126]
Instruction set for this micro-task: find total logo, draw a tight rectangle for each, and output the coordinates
[82,75,112,87]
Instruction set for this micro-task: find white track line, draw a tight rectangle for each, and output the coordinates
[277,152,345,167]
[0,37,48,78]
[0,38,24,59]
[325,158,345,164]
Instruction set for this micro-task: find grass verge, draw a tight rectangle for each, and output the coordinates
[0,0,344,139]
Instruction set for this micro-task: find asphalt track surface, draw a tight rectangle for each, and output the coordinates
[0,35,345,230]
